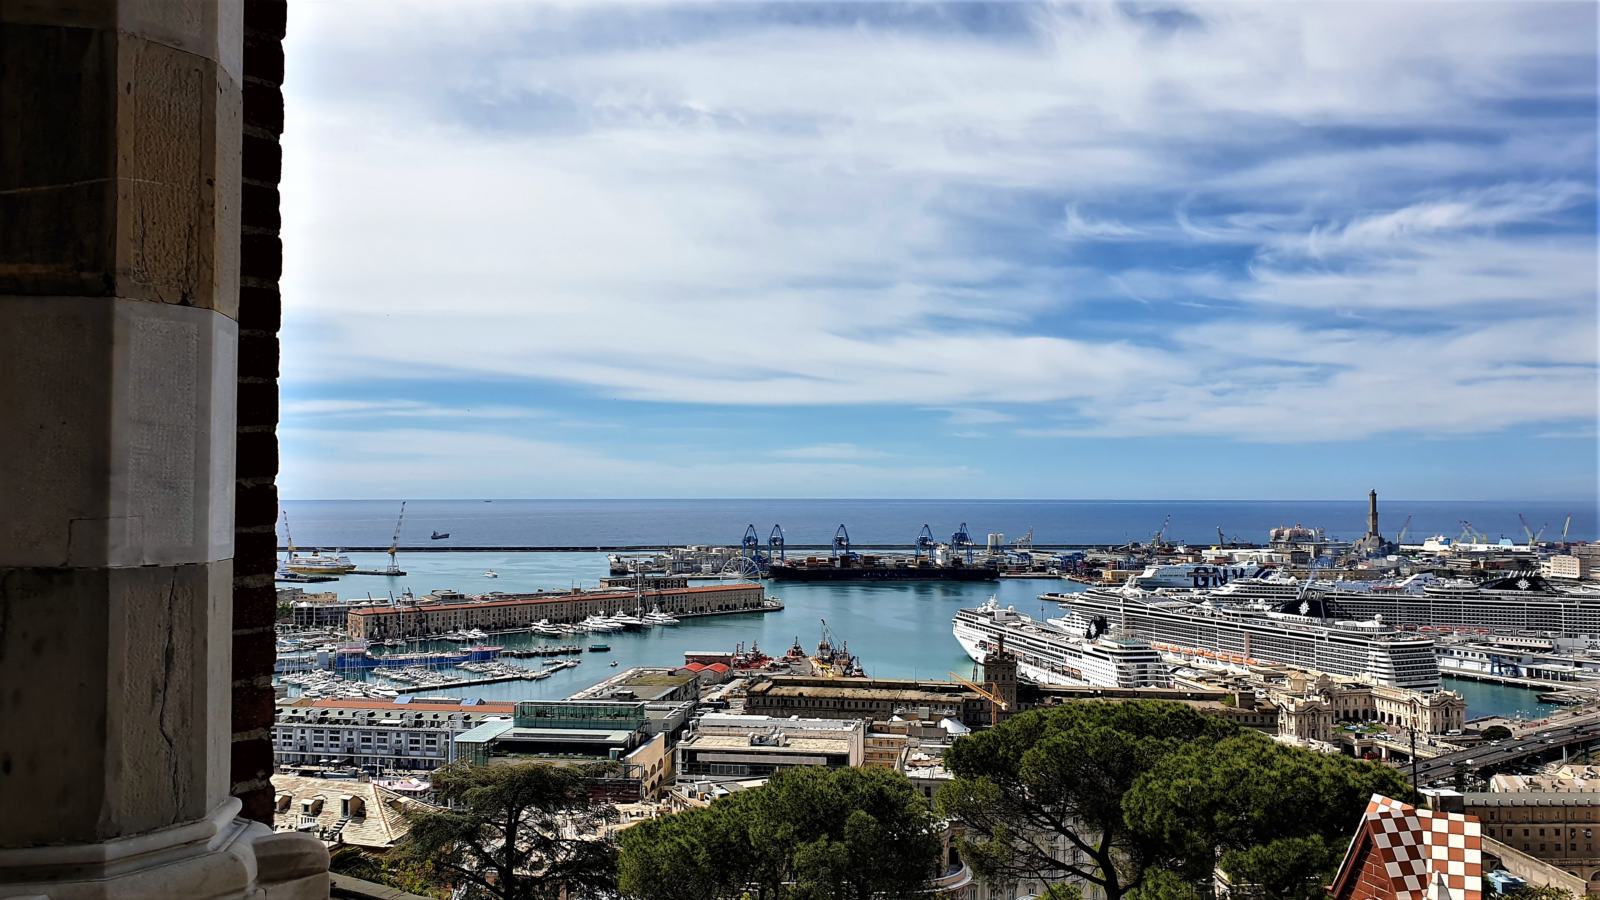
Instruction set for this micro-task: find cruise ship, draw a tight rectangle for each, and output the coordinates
[952,598,1172,688]
[1195,572,1598,637]
[1048,587,1442,690]
[1306,572,1600,636]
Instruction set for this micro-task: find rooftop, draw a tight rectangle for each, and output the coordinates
[683,734,854,755]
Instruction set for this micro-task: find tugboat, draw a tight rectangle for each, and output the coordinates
[730,641,773,670]
[810,619,865,678]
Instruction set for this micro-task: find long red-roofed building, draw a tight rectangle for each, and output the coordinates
[346,583,766,639]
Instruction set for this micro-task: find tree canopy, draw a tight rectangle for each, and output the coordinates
[396,760,620,900]
[937,700,1414,900]
[1481,724,1514,741]
[1502,887,1577,900]
[617,766,942,900]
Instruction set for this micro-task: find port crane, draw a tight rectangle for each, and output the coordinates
[1518,514,1547,547]
[1011,528,1034,552]
[1153,514,1172,548]
[741,524,768,570]
[1395,514,1413,546]
[280,510,296,565]
[951,522,975,563]
[385,501,407,575]
[1562,515,1573,545]
[768,525,785,563]
[948,670,1008,726]
[830,524,854,561]
[915,524,937,561]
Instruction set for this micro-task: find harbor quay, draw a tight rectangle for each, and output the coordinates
[345,583,771,640]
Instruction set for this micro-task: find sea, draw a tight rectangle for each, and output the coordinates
[285,547,1566,723]
[278,498,1596,549]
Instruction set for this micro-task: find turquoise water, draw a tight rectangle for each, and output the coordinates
[1443,676,1562,722]
[298,551,1062,702]
[294,552,1557,717]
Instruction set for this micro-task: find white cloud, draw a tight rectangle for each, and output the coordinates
[279,0,1598,451]
[774,443,892,460]
[281,399,546,420]
[278,426,979,498]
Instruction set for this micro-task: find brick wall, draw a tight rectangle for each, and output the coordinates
[233,0,286,826]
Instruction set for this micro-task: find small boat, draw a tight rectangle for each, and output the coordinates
[588,643,611,652]
[609,661,619,667]
[431,531,450,540]
[484,570,498,578]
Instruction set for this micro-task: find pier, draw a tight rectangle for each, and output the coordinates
[389,672,546,694]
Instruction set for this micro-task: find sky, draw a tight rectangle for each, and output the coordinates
[278,1,1599,501]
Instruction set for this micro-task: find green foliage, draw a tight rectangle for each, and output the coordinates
[617,766,941,900]
[276,600,295,622]
[1126,732,1414,898]
[1481,725,1514,741]
[1501,887,1577,900]
[329,846,448,899]
[937,700,1238,899]
[396,760,620,900]
[937,700,1409,900]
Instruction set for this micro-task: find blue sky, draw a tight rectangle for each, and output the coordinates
[278,1,1599,501]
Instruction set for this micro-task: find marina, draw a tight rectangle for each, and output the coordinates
[272,549,1566,720]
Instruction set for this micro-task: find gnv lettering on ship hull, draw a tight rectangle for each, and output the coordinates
[1189,566,1263,589]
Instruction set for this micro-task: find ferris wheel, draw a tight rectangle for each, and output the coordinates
[719,556,763,583]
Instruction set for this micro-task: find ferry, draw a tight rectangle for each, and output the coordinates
[1128,562,1270,590]
[1049,587,1442,690]
[952,598,1171,688]
[281,549,357,576]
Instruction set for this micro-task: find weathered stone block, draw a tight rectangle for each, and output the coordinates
[0,297,236,568]
[0,561,232,847]
[1,0,243,82]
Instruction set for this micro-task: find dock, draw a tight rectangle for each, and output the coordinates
[390,671,554,694]
[348,568,406,577]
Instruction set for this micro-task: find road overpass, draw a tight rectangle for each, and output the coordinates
[1408,721,1600,784]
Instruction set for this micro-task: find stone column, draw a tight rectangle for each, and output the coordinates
[0,1,325,896]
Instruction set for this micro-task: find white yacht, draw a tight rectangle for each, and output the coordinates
[609,612,645,630]
[530,619,561,636]
[642,607,680,626]
[952,597,1171,688]
[581,615,620,632]
[484,570,499,578]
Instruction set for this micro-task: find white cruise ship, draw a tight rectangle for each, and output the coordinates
[1129,562,1271,590]
[1048,587,1441,690]
[952,598,1171,688]
[1303,572,1600,636]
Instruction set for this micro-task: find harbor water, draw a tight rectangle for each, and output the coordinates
[288,551,1559,719]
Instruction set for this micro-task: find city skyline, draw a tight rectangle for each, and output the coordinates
[279,2,1598,500]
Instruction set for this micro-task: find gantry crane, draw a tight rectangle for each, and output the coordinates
[1563,514,1573,544]
[386,501,407,575]
[1395,514,1413,545]
[949,670,1009,726]
[281,510,297,565]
